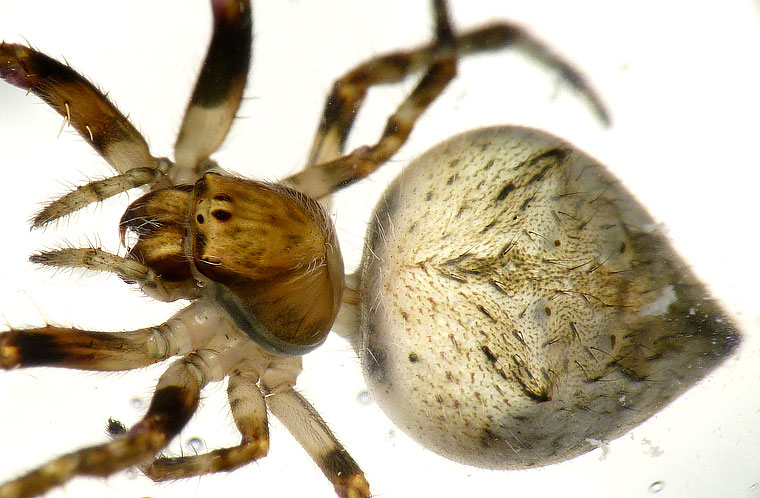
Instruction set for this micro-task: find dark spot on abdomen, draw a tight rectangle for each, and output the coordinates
[495,182,515,202]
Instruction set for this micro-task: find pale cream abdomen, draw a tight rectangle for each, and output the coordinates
[359,127,739,469]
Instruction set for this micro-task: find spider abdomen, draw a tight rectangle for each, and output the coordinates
[359,126,740,469]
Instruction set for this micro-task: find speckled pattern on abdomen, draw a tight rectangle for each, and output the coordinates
[359,126,739,469]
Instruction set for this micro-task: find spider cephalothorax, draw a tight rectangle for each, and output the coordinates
[123,172,344,355]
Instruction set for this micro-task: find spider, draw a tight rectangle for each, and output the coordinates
[0,1,753,498]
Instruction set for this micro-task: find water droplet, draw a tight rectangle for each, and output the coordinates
[356,390,372,405]
[648,481,665,493]
[187,437,205,452]
[130,397,144,409]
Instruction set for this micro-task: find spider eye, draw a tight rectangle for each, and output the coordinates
[196,214,205,223]
[212,209,232,221]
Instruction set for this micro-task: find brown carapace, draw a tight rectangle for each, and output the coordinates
[124,172,344,355]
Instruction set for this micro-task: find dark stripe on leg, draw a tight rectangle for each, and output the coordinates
[266,387,370,498]
[321,449,368,498]
[0,42,155,173]
[0,359,202,498]
[285,57,457,198]
[174,0,253,173]
[0,326,170,371]
[142,366,269,480]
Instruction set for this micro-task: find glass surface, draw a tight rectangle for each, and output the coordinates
[0,1,758,497]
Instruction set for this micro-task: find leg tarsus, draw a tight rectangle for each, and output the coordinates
[29,247,198,302]
[0,359,203,498]
[143,436,268,481]
[31,168,157,228]
[265,386,370,498]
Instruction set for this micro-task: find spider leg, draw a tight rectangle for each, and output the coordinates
[142,366,269,480]
[0,357,204,498]
[265,385,370,498]
[30,246,198,302]
[285,56,456,199]
[0,326,174,371]
[172,0,252,183]
[0,42,158,175]
[285,1,456,199]
[303,0,455,168]
[31,167,157,228]
[0,42,175,224]
[297,0,609,196]
[0,302,224,371]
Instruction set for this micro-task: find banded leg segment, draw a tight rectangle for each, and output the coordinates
[297,0,608,196]
[32,167,157,228]
[0,326,172,371]
[304,0,455,168]
[143,366,269,480]
[0,302,227,371]
[29,247,198,302]
[285,56,457,199]
[173,0,253,181]
[0,358,204,498]
[266,387,370,498]
[0,42,157,174]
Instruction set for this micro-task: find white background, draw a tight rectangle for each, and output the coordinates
[0,1,759,497]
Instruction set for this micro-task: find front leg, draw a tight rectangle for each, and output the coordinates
[0,42,158,174]
[0,357,204,498]
[172,0,252,179]
[0,302,225,371]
